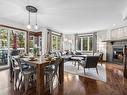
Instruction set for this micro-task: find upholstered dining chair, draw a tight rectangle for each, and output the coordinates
[79,56,99,74]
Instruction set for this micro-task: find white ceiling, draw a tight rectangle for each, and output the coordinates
[0,0,127,34]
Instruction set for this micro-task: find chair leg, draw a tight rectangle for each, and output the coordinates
[100,60,103,66]
[24,74,29,92]
[96,67,99,75]
[74,61,76,66]
[14,69,19,90]
[84,68,85,74]
[18,74,23,90]
[78,63,79,70]
[14,70,17,90]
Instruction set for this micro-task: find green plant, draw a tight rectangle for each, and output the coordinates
[33,47,38,56]
[18,32,24,48]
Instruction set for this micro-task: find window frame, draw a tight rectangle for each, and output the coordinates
[51,33,61,51]
[77,36,93,52]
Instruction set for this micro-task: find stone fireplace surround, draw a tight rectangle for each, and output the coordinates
[107,41,127,65]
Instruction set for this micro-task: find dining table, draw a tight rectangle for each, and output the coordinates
[11,56,64,95]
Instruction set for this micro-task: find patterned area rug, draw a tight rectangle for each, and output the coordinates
[64,61,106,82]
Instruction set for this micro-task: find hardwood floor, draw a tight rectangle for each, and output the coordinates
[0,63,127,95]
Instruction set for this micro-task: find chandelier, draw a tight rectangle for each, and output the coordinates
[26,5,38,30]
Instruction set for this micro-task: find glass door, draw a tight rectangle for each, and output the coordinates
[0,27,27,70]
[0,28,9,68]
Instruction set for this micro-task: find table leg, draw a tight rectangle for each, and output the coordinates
[74,60,76,66]
[78,63,79,70]
[59,58,64,84]
[36,64,44,95]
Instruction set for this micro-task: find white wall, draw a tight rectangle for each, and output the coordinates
[0,19,25,30]
[96,30,110,61]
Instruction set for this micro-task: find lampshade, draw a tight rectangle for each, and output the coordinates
[27,24,31,30]
[34,24,38,30]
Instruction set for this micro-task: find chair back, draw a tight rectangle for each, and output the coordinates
[51,58,62,76]
[10,56,18,69]
[94,52,103,62]
[99,52,103,62]
[15,58,23,72]
[85,56,99,68]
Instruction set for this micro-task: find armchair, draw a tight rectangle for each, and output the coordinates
[79,56,99,74]
[94,52,103,65]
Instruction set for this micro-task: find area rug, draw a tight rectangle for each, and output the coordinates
[64,61,106,82]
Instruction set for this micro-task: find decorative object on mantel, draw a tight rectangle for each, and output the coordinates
[26,5,38,30]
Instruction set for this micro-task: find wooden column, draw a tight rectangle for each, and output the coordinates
[123,45,127,78]
[36,64,44,95]
[26,31,29,54]
[47,31,51,53]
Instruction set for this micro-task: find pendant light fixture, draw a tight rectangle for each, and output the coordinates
[26,9,31,29]
[26,5,38,30]
[34,12,38,30]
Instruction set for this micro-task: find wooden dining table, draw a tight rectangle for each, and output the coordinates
[11,56,64,95]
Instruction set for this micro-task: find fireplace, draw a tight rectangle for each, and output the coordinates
[113,47,123,64]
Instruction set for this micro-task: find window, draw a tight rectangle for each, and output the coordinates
[29,36,34,48]
[10,30,26,49]
[89,36,93,51]
[77,36,93,51]
[0,29,8,48]
[83,37,88,51]
[51,34,61,50]
[17,32,25,48]
[78,38,81,50]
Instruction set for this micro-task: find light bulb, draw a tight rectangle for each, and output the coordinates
[27,24,31,29]
[34,24,38,30]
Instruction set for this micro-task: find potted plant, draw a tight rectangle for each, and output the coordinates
[33,47,38,56]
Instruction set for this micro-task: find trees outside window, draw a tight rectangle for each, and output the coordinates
[29,36,34,48]
[77,36,93,52]
[10,31,25,48]
[0,29,7,48]
[17,32,25,48]
[51,34,61,50]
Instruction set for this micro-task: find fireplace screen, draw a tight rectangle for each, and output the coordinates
[113,48,123,64]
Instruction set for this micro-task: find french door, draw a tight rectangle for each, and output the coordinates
[0,27,27,70]
[0,27,10,69]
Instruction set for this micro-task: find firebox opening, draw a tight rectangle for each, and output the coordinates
[113,48,123,64]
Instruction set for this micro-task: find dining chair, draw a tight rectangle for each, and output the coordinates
[10,56,20,89]
[16,58,35,92]
[79,56,99,74]
[44,58,62,93]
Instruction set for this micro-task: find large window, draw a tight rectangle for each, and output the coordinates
[29,36,34,48]
[10,31,25,48]
[0,28,8,66]
[0,29,8,48]
[77,36,93,51]
[51,34,61,50]
[0,27,26,67]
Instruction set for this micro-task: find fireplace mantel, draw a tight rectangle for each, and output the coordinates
[102,38,127,43]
